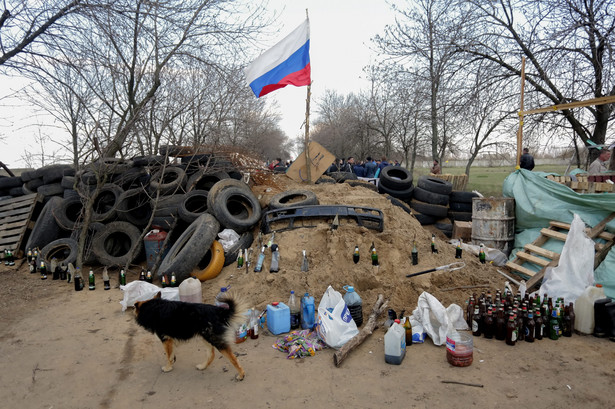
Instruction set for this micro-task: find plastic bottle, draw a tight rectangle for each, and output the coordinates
[269,244,280,273]
[288,290,300,329]
[574,284,606,334]
[254,246,266,272]
[215,287,230,309]
[179,277,202,303]
[343,285,363,327]
[300,292,315,329]
[446,331,473,367]
[249,308,259,339]
[384,319,406,365]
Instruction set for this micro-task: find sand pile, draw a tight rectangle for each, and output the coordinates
[201,174,501,315]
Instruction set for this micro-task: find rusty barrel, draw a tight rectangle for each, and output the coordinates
[471,197,515,256]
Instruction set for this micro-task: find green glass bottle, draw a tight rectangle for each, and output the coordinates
[430,234,437,254]
[549,310,559,340]
[371,246,379,266]
[479,243,486,264]
[411,241,418,265]
[88,269,95,290]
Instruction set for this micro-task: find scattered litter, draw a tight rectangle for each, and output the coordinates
[273,329,327,359]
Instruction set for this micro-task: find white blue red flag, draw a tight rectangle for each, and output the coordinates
[245,19,311,98]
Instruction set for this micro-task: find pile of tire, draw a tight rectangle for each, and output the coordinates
[0,164,76,202]
[448,191,479,223]
[409,176,453,231]
[377,165,414,200]
[24,151,260,285]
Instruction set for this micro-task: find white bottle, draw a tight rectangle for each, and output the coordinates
[574,284,606,334]
[384,319,406,365]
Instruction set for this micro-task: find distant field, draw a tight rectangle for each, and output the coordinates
[412,164,569,197]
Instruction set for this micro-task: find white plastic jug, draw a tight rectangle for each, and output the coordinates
[384,319,406,365]
[574,284,605,334]
[178,277,202,303]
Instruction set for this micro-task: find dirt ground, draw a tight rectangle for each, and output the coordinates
[1,175,614,408]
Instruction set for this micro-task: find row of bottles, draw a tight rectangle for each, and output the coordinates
[2,249,15,266]
[467,290,575,345]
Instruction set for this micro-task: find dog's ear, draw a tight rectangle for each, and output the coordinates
[154,291,162,299]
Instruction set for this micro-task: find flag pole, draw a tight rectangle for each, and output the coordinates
[516,57,526,169]
[304,8,312,183]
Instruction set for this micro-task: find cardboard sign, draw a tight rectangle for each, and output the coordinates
[286,141,335,183]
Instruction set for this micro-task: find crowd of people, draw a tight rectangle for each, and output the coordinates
[326,156,402,178]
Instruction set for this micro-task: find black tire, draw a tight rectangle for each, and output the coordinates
[180,153,211,164]
[37,183,64,197]
[9,186,24,196]
[210,186,261,233]
[345,180,378,191]
[207,179,250,209]
[449,190,479,203]
[228,170,243,180]
[448,211,473,222]
[269,189,318,209]
[63,189,79,199]
[223,231,254,266]
[39,238,78,266]
[42,164,74,184]
[112,167,148,190]
[152,194,185,217]
[25,178,44,192]
[316,177,335,184]
[158,213,220,282]
[91,183,124,223]
[54,196,84,230]
[186,169,230,192]
[410,199,448,218]
[151,216,178,230]
[22,183,34,195]
[149,166,187,195]
[379,166,413,190]
[132,155,168,167]
[413,211,438,225]
[61,175,76,190]
[417,176,453,195]
[25,197,67,250]
[86,158,134,175]
[116,188,153,227]
[20,170,37,182]
[79,170,99,185]
[385,194,412,215]
[92,221,143,267]
[70,222,105,265]
[449,201,473,212]
[0,176,23,189]
[412,186,450,206]
[178,190,210,223]
[378,182,414,200]
[328,171,357,183]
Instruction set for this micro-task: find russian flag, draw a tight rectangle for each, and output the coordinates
[245,19,311,98]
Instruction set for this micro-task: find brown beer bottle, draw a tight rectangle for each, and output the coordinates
[568,302,576,333]
[472,306,482,336]
[525,310,535,342]
[466,296,475,329]
[562,305,572,337]
[516,307,525,341]
[506,314,517,346]
[495,308,507,341]
[484,308,494,339]
[534,310,544,340]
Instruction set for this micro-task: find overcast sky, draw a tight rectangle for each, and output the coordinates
[0,0,396,168]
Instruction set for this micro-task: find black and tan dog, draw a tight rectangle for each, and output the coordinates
[134,291,248,380]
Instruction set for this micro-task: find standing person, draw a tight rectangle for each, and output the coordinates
[430,159,441,174]
[520,148,535,170]
[364,156,377,178]
[393,160,400,166]
[589,148,611,174]
[378,156,389,171]
[353,160,366,177]
[342,156,356,173]
[268,158,281,170]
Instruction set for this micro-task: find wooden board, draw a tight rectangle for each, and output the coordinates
[0,193,42,255]
[286,141,336,183]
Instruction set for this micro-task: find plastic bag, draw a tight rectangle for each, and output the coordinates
[411,291,468,346]
[538,213,595,304]
[448,240,508,266]
[119,280,179,311]
[316,285,359,348]
[217,229,240,251]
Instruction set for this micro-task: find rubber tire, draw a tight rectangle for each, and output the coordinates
[25,197,67,250]
[178,190,210,223]
[63,189,79,199]
[345,180,378,191]
[41,164,74,184]
[328,171,357,183]
[22,183,34,195]
[149,166,187,195]
[116,188,153,227]
[449,201,473,212]
[132,155,168,167]
[54,196,84,230]
[86,158,134,175]
[186,169,230,192]
[228,170,243,180]
[111,167,147,190]
[413,211,438,225]
[412,186,450,206]
[91,183,124,223]
[209,186,261,233]
[417,176,453,195]
[449,191,479,203]
[316,177,335,184]
[410,199,448,218]
[9,186,24,196]
[379,166,413,190]
[0,176,23,189]
[61,176,76,190]
[448,211,473,222]
[92,221,143,267]
[269,189,318,209]
[37,183,64,197]
[39,238,78,266]
[385,194,412,215]
[70,222,105,265]
[25,178,44,191]
[192,240,225,282]
[151,216,177,230]
[223,231,254,267]
[20,170,37,182]
[157,213,220,283]
[378,182,414,200]
[435,222,453,232]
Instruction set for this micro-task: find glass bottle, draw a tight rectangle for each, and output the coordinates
[562,305,572,337]
[568,302,576,334]
[88,269,95,290]
[411,241,418,265]
[466,296,475,329]
[403,316,413,346]
[288,290,300,329]
[371,245,379,266]
[353,245,360,264]
[525,311,535,342]
[549,310,560,340]
[237,250,244,269]
[484,308,494,339]
[430,234,437,254]
[139,269,146,281]
[455,238,463,258]
[495,308,507,341]
[119,269,126,286]
[534,310,543,340]
[479,243,486,264]
[506,314,517,346]
[103,267,110,290]
[472,306,482,336]
[146,270,153,283]
[39,261,47,280]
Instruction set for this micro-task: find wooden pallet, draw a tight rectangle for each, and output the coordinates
[429,174,468,191]
[0,194,43,257]
[546,174,615,193]
[506,213,615,289]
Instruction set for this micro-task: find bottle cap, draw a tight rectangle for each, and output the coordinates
[270,244,279,251]
[596,284,603,288]
[290,290,294,294]
[394,319,401,324]
[272,302,279,306]
[221,287,227,292]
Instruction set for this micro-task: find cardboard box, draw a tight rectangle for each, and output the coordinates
[452,221,472,242]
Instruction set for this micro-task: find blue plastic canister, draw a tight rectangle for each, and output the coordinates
[144,229,168,270]
[267,302,290,335]
[301,293,315,329]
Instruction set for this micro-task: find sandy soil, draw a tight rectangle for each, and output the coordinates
[1,175,614,408]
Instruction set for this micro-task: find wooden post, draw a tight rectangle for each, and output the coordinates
[516,57,526,168]
[303,8,312,184]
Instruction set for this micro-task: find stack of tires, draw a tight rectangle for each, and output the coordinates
[377,166,414,200]
[448,191,478,223]
[410,176,452,229]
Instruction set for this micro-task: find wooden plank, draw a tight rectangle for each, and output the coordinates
[0,206,33,220]
[588,212,615,239]
[286,141,336,183]
[549,221,570,230]
[540,228,568,241]
[516,251,551,267]
[0,212,32,226]
[524,244,559,260]
[505,261,537,277]
[0,193,39,208]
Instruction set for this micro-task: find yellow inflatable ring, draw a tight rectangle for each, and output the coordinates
[191,240,225,282]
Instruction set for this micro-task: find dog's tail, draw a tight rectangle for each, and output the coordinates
[218,291,250,344]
